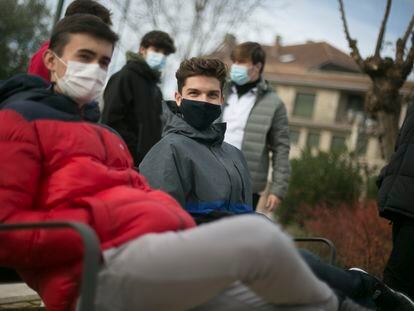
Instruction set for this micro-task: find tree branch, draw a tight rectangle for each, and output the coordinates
[402,35,414,78]
[338,0,364,69]
[396,15,414,63]
[375,0,392,57]
[402,15,414,46]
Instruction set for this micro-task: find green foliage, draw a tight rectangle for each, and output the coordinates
[277,149,363,224]
[0,0,50,79]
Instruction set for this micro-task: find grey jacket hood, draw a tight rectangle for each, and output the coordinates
[163,100,226,146]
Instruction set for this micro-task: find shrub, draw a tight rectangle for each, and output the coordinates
[303,200,392,277]
[277,149,363,224]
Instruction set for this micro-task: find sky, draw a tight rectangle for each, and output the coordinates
[254,0,414,58]
[48,0,414,97]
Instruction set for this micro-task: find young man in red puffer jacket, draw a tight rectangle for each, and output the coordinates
[1,14,195,310]
[1,13,388,311]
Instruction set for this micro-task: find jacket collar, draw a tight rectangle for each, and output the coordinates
[225,76,269,99]
[0,74,100,122]
[125,51,161,82]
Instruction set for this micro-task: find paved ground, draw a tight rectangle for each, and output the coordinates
[0,283,43,310]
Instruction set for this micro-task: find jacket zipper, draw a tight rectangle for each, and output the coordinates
[209,145,232,211]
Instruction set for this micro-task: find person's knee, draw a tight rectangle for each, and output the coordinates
[238,215,294,256]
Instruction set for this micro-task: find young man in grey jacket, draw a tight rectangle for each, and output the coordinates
[140,58,252,224]
[222,42,290,212]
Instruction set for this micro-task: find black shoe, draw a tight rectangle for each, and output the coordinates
[349,268,414,311]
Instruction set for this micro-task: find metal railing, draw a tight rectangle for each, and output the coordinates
[294,237,337,265]
[0,222,100,311]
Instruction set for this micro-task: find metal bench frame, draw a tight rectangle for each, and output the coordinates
[294,237,337,265]
[0,222,100,311]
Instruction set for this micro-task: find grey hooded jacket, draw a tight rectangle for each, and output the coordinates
[223,79,290,198]
[139,101,253,222]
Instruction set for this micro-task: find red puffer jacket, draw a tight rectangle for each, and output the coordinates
[0,78,196,310]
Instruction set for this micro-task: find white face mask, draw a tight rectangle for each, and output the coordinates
[53,56,107,105]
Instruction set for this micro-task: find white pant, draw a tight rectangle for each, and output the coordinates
[94,215,337,311]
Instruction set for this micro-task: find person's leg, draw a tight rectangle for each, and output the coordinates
[299,250,376,309]
[94,215,337,311]
[383,220,414,299]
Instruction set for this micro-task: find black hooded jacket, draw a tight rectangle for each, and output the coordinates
[377,103,414,221]
[102,52,163,165]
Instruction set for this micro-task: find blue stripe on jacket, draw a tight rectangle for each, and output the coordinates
[185,200,253,216]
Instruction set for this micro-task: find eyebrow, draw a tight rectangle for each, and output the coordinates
[76,49,96,57]
[186,88,220,93]
[76,49,111,62]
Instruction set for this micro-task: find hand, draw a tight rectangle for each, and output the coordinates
[265,194,281,212]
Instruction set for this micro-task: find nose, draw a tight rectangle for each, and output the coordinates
[199,94,208,102]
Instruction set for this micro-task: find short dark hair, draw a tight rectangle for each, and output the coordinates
[49,14,119,56]
[65,0,112,25]
[140,31,176,55]
[176,58,227,93]
[230,42,266,73]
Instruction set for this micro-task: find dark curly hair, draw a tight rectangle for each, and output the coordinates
[50,14,118,56]
[140,30,176,55]
[176,58,227,93]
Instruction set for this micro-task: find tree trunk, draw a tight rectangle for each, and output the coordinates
[375,109,400,161]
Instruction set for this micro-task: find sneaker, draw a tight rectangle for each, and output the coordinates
[339,298,374,311]
[349,268,414,311]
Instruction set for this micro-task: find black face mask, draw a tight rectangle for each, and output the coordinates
[179,98,222,130]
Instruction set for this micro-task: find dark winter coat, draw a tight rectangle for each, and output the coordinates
[377,103,414,220]
[139,101,253,223]
[102,51,163,165]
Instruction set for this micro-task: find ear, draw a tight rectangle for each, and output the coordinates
[43,49,58,72]
[255,62,263,73]
[139,46,146,56]
[175,91,182,106]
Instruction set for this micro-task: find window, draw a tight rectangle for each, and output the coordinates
[306,132,320,149]
[346,95,365,122]
[293,93,315,119]
[290,129,300,145]
[346,95,364,113]
[331,136,347,152]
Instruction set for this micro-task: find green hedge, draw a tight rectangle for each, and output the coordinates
[277,149,363,224]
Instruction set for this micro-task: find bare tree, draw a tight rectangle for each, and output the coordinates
[338,0,414,160]
[113,0,267,60]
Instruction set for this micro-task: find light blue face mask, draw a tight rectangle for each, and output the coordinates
[145,51,166,71]
[230,64,250,85]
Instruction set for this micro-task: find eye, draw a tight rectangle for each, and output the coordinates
[78,54,92,62]
[100,60,110,70]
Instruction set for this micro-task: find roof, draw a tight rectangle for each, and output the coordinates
[264,41,361,73]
